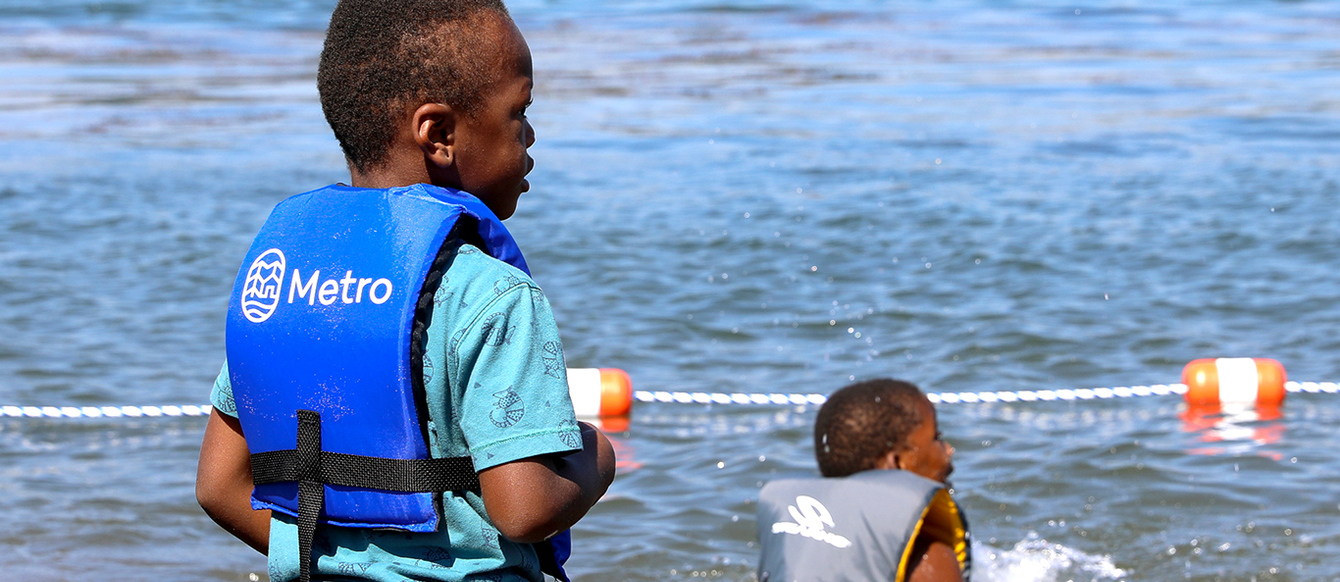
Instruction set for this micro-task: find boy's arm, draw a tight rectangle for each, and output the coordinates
[196,409,271,554]
[442,251,615,544]
[478,421,616,543]
[906,537,964,582]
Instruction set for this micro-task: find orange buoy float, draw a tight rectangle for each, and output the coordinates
[1182,358,1286,407]
[567,368,633,418]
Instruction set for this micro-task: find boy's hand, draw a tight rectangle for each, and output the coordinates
[478,421,616,543]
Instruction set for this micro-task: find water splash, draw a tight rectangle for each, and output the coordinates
[974,532,1127,582]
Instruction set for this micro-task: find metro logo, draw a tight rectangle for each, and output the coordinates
[238,248,398,324]
[288,269,394,306]
[241,249,286,323]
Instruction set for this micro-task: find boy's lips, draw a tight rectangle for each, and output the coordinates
[520,178,529,193]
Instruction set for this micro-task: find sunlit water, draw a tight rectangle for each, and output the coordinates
[2,1,1340,580]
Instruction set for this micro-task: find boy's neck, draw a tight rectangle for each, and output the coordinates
[347,151,435,190]
[348,170,428,190]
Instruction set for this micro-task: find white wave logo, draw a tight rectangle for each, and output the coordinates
[771,495,852,549]
[241,248,286,323]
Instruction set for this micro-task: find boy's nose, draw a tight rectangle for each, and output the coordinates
[524,119,536,148]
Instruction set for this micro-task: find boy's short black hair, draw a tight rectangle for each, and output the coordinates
[318,0,511,174]
[813,378,927,478]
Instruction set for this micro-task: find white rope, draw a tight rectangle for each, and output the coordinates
[633,380,1336,407]
[4,380,1338,418]
[0,404,212,418]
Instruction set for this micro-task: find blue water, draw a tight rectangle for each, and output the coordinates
[2,0,1340,580]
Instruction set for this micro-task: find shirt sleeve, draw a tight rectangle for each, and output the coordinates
[210,360,238,417]
[449,276,582,471]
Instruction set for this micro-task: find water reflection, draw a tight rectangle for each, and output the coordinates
[1181,403,1285,458]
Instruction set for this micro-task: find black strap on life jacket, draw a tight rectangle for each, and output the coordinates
[250,410,481,582]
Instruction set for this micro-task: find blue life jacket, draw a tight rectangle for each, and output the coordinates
[225,183,568,581]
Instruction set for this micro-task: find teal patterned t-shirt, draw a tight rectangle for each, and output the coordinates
[211,241,582,582]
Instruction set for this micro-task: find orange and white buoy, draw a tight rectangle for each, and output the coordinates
[1182,358,1286,407]
[567,368,633,418]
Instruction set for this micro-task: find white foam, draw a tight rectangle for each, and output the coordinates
[973,532,1127,582]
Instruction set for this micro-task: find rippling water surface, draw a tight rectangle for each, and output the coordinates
[2,1,1340,580]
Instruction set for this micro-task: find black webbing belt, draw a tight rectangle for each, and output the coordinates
[251,410,481,582]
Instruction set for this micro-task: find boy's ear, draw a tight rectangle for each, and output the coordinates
[413,103,457,169]
[876,449,901,471]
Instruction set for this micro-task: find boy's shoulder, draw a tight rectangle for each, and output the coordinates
[445,242,538,295]
[434,241,546,325]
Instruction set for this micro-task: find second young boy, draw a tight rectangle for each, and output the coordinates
[757,379,971,582]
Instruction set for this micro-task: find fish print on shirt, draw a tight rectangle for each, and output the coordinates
[493,275,524,296]
[480,521,501,551]
[542,341,564,378]
[433,278,454,308]
[336,562,375,577]
[559,419,581,449]
[214,382,237,415]
[423,547,452,569]
[480,313,515,347]
[423,352,435,384]
[490,388,525,428]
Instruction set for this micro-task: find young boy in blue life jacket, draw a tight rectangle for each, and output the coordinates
[195,1,616,581]
[757,379,971,582]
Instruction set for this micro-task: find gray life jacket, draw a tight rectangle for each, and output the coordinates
[756,469,971,582]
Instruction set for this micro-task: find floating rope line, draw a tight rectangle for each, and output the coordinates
[0,404,211,418]
[634,381,1340,407]
[635,391,829,406]
[4,381,1338,419]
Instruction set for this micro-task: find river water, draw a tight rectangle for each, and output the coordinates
[2,0,1339,580]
